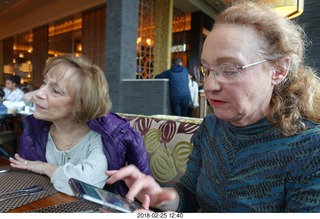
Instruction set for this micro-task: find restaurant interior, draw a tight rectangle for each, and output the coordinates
[0,0,319,213]
[0,0,315,116]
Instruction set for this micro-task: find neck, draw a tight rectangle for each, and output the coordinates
[50,122,89,151]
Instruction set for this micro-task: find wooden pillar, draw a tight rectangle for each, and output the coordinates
[153,0,173,75]
[0,41,3,85]
[2,37,14,85]
[82,5,106,70]
[188,11,213,75]
[32,26,49,88]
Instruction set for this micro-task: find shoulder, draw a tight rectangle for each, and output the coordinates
[299,120,320,138]
[297,121,320,146]
[93,112,127,125]
[190,80,198,88]
[89,112,131,134]
[17,88,24,93]
[195,114,219,135]
[87,130,103,140]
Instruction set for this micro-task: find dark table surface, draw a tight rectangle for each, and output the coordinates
[0,156,77,213]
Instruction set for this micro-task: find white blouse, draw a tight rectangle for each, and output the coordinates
[189,80,199,108]
[46,130,108,196]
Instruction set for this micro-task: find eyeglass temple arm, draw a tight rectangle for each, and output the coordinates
[239,60,269,69]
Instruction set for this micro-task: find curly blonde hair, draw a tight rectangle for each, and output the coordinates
[214,1,320,136]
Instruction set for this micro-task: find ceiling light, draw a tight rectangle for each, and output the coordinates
[271,0,304,19]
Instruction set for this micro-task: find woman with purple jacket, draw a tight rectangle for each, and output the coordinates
[9,54,151,197]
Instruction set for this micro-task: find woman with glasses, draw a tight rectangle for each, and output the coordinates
[104,1,320,213]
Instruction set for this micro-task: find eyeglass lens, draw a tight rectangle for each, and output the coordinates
[194,65,239,83]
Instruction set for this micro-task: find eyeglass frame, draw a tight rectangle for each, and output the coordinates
[193,59,269,83]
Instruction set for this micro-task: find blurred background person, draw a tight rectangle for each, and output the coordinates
[155,57,190,116]
[0,87,7,116]
[187,72,199,117]
[3,75,24,102]
[0,87,5,103]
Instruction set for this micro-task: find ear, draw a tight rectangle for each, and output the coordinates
[271,57,290,85]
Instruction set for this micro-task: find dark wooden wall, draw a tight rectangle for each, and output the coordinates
[296,0,320,73]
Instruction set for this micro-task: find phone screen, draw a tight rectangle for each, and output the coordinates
[69,178,142,213]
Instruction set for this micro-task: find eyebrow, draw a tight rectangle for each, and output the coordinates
[46,76,68,91]
[201,57,239,66]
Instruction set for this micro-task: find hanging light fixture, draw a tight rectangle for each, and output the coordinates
[271,0,304,19]
[3,65,13,74]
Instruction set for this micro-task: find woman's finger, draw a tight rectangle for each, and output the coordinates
[106,165,142,184]
[105,170,118,176]
[13,153,24,161]
[141,194,150,210]
[125,175,157,201]
[9,154,31,168]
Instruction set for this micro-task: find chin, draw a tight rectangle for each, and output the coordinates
[32,111,42,120]
[215,111,241,123]
[213,110,230,120]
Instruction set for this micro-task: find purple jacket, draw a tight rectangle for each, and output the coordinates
[19,112,152,197]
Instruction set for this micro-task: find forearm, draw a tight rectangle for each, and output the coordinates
[51,163,108,196]
[43,163,58,177]
[23,91,35,105]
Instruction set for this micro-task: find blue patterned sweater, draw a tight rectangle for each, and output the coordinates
[174,114,320,212]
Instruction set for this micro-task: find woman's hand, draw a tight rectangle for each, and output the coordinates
[9,153,57,177]
[23,90,36,105]
[106,165,178,211]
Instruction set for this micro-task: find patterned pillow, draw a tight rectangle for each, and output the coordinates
[118,113,202,185]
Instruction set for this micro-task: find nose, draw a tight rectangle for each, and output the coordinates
[204,70,221,92]
[34,87,47,99]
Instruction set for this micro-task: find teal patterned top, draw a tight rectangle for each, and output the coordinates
[175,114,320,212]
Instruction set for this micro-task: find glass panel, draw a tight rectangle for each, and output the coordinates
[48,16,82,59]
[13,31,33,85]
[136,0,155,79]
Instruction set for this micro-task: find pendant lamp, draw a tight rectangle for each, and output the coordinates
[271,0,304,19]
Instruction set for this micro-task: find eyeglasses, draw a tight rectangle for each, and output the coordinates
[193,60,269,83]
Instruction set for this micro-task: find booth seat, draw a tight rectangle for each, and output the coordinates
[117,113,203,186]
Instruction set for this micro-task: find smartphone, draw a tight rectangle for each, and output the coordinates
[68,178,143,213]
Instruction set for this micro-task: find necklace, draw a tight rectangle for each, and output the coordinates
[59,134,79,149]
[53,128,83,151]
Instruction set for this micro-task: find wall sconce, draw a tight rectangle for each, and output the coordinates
[76,43,82,52]
[27,46,33,53]
[3,65,14,74]
[136,37,153,46]
[271,0,304,19]
[21,62,32,73]
[146,38,152,46]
